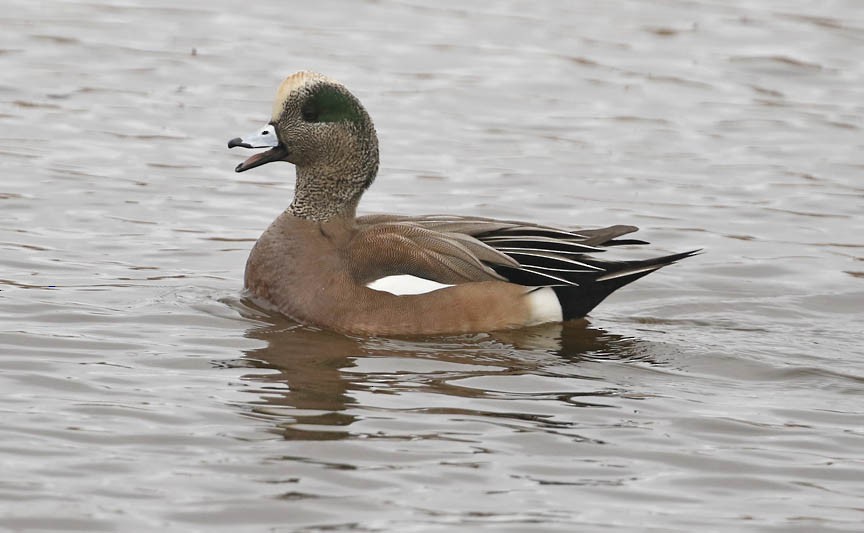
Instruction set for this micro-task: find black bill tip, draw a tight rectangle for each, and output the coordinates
[228,137,250,149]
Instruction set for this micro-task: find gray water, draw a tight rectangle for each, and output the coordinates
[1,1,863,531]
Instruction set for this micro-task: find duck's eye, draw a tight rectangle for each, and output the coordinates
[301,102,319,122]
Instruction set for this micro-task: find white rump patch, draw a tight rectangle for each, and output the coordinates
[525,287,563,326]
[366,275,454,296]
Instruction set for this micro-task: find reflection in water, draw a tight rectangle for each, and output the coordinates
[236,310,360,440]
[230,298,663,441]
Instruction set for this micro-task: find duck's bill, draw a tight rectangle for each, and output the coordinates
[230,144,290,173]
[227,124,289,172]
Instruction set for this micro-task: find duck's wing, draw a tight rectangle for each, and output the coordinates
[355,214,669,286]
[355,214,699,318]
[357,214,645,246]
[349,220,521,285]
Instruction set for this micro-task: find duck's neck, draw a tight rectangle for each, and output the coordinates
[288,138,379,222]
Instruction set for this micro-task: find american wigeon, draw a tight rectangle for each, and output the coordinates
[228,71,697,336]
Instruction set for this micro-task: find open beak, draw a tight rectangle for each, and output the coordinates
[227,124,289,172]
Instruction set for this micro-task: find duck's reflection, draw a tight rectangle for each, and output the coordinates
[234,300,660,441]
[239,312,360,440]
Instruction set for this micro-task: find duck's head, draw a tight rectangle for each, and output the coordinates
[228,72,379,219]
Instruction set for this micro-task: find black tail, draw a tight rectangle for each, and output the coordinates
[552,250,700,320]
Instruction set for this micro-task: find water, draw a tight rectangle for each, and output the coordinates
[2,0,863,531]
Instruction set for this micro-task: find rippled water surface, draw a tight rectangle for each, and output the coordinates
[2,1,863,531]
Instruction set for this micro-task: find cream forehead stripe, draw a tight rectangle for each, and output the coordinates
[271,71,336,120]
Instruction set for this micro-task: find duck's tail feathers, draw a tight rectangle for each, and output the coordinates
[552,249,700,320]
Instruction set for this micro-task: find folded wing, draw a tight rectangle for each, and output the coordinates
[353,214,698,319]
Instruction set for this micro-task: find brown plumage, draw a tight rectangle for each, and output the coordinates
[228,71,698,336]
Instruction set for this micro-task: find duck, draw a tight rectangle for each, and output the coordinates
[228,71,697,336]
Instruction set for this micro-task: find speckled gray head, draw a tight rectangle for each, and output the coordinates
[228,71,380,220]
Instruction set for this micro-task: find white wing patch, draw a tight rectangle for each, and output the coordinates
[366,275,454,296]
[525,287,563,325]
